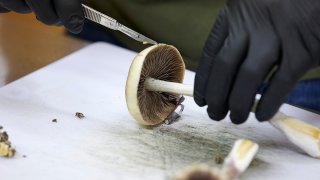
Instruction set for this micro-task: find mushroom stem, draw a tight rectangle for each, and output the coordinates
[145,78,193,96]
[144,77,320,158]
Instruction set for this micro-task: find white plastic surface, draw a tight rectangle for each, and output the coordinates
[0,42,319,180]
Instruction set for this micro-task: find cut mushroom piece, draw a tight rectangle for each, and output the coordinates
[125,44,320,158]
[172,139,259,180]
[220,139,259,179]
[172,164,220,180]
[270,112,320,158]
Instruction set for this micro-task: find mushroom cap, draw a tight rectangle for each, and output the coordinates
[172,164,221,180]
[125,44,185,125]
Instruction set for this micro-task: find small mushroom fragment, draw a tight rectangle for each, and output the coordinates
[172,139,259,180]
[0,130,15,158]
[0,143,15,157]
[173,164,220,180]
[125,44,320,158]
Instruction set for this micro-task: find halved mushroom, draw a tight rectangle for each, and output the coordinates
[125,44,188,125]
[125,44,320,158]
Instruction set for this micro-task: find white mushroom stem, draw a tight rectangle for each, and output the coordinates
[145,78,193,96]
[144,77,320,158]
[221,139,259,179]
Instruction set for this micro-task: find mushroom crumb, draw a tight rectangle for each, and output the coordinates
[0,129,16,158]
[52,119,57,123]
[75,112,85,119]
[214,155,223,164]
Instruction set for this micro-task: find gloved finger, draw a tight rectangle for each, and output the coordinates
[194,8,229,107]
[0,5,10,12]
[206,31,249,121]
[25,0,59,25]
[228,29,280,124]
[256,29,314,121]
[309,11,320,42]
[0,0,31,13]
[299,25,320,62]
[53,0,84,34]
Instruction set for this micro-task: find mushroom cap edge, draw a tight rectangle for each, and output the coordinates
[125,44,159,125]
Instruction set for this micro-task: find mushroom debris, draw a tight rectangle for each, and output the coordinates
[75,112,85,119]
[172,139,259,180]
[0,128,16,158]
[125,44,320,158]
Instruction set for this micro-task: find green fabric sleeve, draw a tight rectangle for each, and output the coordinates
[85,0,226,71]
[85,0,320,80]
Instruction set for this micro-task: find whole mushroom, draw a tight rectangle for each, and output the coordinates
[126,44,191,126]
[125,44,320,158]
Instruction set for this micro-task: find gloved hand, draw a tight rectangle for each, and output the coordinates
[194,0,320,124]
[0,0,84,33]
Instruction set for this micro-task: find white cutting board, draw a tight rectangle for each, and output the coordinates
[0,42,319,180]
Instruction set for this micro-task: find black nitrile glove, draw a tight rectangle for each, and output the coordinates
[0,0,84,33]
[194,0,320,124]
[0,5,9,12]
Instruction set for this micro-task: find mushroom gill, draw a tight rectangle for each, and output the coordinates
[138,44,185,124]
